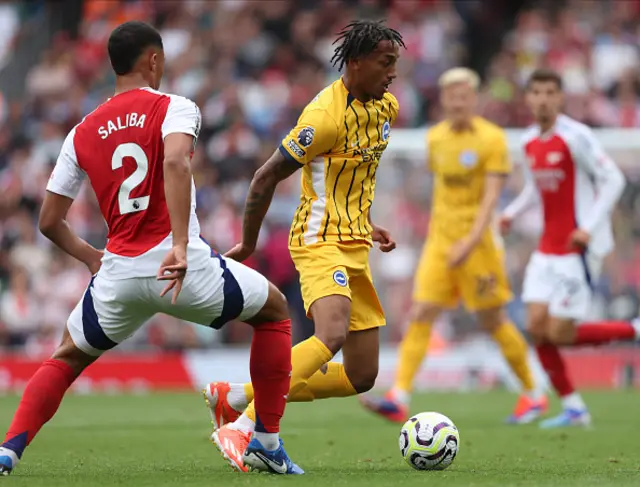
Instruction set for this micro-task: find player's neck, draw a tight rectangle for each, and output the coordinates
[537,116,558,135]
[341,74,371,103]
[448,118,473,132]
[114,75,152,96]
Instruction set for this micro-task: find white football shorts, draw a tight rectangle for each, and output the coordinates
[67,252,269,356]
[521,251,602,321]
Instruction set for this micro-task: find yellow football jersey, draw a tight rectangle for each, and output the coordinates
[281,78,399,247]
[427,116,510,241]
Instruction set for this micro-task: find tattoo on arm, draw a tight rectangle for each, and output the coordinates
[242,150,301,248]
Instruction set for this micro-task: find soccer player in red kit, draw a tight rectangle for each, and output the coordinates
[501,68,638,428]
[0,21,302,475]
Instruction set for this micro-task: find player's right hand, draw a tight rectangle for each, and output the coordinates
[86,249,104,275]
[157,245,188,305]
[224,242,255,262]
[498,215,512,235]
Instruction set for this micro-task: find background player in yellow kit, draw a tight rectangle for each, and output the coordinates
[204,20,406,471]
[360,67,547,425]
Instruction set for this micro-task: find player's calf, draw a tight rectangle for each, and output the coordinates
[525,303,550,345]
[244,283,292,451]
[1,331,95,474]
[342,328,380,394]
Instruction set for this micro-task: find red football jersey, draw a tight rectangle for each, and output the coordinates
[47,88,211,279]
[504,114,625,257]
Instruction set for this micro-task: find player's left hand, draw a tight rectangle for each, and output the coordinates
[448,238,475,268]
[568,229,590,251]
[157,245,188,305]
[372,225,396,252]
[224,242,255,262]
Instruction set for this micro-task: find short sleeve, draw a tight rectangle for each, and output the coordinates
[484,129,511,174]
[279,109,338,165]
[387,93,400,124]
[425,131,433,171]
[161,95,201,141]
[46,127,85,199]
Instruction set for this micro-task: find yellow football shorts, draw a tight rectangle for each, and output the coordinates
[289,242,385,331]
[413,232,512,311]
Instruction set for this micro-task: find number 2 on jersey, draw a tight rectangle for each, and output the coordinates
[112,143,150,215]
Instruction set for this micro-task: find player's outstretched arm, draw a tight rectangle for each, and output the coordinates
[39,192,103,274]
[227,150,301,262]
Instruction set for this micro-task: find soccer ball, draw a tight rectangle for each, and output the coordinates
[398,412,459,471]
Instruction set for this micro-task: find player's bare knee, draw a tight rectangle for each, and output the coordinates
[547,319,575,346]
[476,307,505,333]
[411,302,441,323]
[316,323,348,355]
[249,283,289,325]
[526,304,549,344]
[345,362,378,394]
[51,333,95,376]
[311,296,351,354]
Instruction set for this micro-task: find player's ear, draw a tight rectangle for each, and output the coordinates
[149,52,158,73]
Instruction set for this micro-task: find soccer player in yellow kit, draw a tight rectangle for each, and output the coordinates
[203,20,406,472]
[360,68,547,424]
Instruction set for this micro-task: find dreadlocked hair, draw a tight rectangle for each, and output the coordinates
[331,19,405,72]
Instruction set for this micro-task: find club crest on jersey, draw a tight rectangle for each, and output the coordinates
[333,270,348,287]
[546,151,563,165]
[297,127,315,148]
[382,120,391,141]
[459,150,478,168]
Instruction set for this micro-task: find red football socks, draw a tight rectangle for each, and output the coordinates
[574,321,636,346]
[535,344,574,397]
[250,319,292,434]
[2,359,77,458]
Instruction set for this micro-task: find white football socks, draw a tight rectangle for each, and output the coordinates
[390,388,410,406]
[228,383,249,412]
[230,412,255,433]
[254,432,279,451]
[561,392,587,411]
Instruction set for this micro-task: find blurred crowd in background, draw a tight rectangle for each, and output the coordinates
[0,0,640,354]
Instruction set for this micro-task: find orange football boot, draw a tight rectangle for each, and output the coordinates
[359,390,409,423]
[203,382,241,430]
[212,425,251,473]
[506,393,549,424]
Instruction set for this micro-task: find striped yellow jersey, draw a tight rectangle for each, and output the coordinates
[427,116,510,241]
[280,78,399,247]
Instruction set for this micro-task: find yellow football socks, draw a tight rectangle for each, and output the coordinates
[492,321,535,392]
[393,321,433,393]
[244,335,333,422]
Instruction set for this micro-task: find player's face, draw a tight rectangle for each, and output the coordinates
[440,82,477,125]
[358,40,399,100]
[147,48,165,90]
[526,81,562,123]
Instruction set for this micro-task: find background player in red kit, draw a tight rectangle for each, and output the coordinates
[501,68,638,428]
[0,21,302,475]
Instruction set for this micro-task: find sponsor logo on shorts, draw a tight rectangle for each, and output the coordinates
[287,139,305,158]
[333,270,348,287]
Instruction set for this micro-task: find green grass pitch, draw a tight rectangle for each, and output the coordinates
[0,391,639,486]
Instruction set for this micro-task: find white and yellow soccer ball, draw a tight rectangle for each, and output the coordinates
[398,412,459,471]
